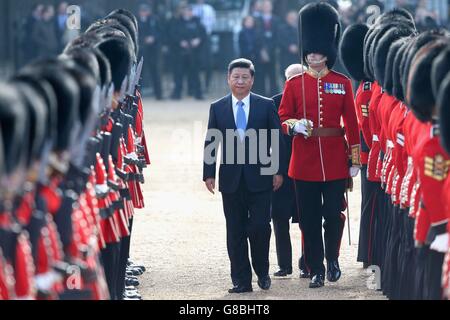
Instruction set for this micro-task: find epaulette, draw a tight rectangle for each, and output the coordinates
[330,70,350,81]
[363,81,372,91]
[287,73,304,82]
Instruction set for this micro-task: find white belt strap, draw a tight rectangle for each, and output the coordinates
[396,133,405,147]
[387,139,394,148]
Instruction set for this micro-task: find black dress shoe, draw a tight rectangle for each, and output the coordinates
[228,285,253,294]
[127,267,144,276]
[299,268,310,279]
[274,269,292,277]
[309,274,325,288]
[257,276,271,290]
[125,278,140,287]
[123,290,142,299]
[326,260,341,282]
[128,263,146,272]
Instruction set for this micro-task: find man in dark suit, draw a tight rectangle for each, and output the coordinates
[203,58,285,293]
[271,64,305,278]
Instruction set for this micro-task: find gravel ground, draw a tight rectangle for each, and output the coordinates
[130,97,385,300]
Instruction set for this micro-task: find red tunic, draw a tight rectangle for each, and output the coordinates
[414,124,449,243]
[355,81,374,165]
[279,69,360,182]
[367,82,384,182]
[400,113,426,209]
[377,94,397,186]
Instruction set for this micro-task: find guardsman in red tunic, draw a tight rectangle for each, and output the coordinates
[407,38,449,300]
[370,25,414,299]
[433,52,450,299]
[279,3,360,288]
[340,23,383,269]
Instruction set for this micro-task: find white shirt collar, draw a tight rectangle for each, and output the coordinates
[231,93,250,108]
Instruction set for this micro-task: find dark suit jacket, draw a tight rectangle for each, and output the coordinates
[203,93,286,194]
[271,93,297,222]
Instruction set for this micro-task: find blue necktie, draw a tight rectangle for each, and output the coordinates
[236,101,247,141]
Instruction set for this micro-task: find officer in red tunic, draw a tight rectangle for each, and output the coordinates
[278,2,360,288]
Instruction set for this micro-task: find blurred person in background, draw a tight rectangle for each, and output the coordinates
[254,0,281,97]
[278,11,299,82]
[170,3,206,100]
[415,0,442,30]
[31,5,59,60]
[192,0,216,94]
[22,4,44,64]
[138,3,163,99]
[239,16,261,65]
[55,1,69,51]
[251,0,264,19]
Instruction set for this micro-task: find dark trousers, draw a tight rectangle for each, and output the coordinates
[172,53,202,99]
[294,179,346,276]
[272,217,292,272]
[357,166,383,265]
[254,61,278,97]
[397,212,416,299]
[424,249,445,300]
[101,242,121,300]
[116,217,134,300]
[143,52,162,99]
[221,178,272,287]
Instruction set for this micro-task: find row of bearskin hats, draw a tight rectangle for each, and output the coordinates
[0,8,147,300]
[339,7,450,153]
[0,8,138,191]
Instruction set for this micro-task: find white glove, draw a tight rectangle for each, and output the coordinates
[349,166,360,177]
[293,119,313,137]
[430,233,449,253]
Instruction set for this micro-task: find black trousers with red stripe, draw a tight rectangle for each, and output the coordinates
[294,179,346,277]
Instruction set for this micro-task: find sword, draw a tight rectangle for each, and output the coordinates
[134,57,144,89]
[346,188,352,246]
[119,76,128,103]
[127,63,137,96]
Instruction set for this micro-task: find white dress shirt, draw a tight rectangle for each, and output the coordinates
[231,94,250,127]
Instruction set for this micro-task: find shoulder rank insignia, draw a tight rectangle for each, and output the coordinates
[361,104,369,117]
[424,154,450,181]
[363,82,372,91]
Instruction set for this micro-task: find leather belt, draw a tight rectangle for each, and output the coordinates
[310,128,345,137]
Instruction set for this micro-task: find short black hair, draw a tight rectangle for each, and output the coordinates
[228,58,255,76]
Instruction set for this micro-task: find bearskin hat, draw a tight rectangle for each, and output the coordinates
[437,72,450,153]
[406,39,448,122]
[13,81,48,166]
[391,38,412,101]
[431,46,450,98]
[339,23,369,82]
[374,25,415,89]
[298,2,341,68]
[402,29,449,100]
[0,83,28,174]
[19,60,80,152]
